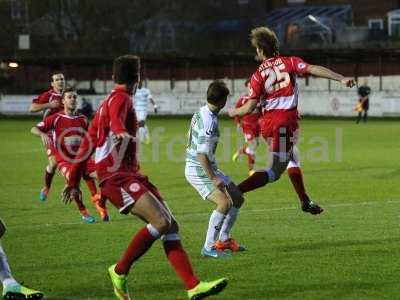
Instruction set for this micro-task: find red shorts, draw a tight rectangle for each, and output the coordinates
[58,159,95,181]
[241,123,260,142]
[100,173,163,214]
[259,110,299,152]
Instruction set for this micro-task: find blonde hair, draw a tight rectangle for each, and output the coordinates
[250,27,280,57]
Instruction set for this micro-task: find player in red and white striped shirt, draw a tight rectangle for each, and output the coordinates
[229,27,355,214]
[29,72,65,201]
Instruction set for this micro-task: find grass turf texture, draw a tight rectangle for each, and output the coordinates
[0,118,399,300]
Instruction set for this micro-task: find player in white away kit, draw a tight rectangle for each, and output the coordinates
[185,80,245,258]
[134,80,158,144]
[0,219,43,299]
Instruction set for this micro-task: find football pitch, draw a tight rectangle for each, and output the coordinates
[0,117,399,300]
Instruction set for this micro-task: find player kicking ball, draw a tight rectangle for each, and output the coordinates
[31,87,108,223]
[185,80,246,258]
[62,55,227,300]
[0,219,43,300]
[229,27,355,214]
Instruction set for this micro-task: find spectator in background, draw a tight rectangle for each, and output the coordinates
[78,97,94,119]
[356,80,371,123]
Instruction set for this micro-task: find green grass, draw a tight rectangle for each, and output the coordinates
[0,117,399,300]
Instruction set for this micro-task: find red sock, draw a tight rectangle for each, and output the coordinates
[74,197,86,211]
[163,240,199,290]
[115,226,157,275]
[84,178,97,196]
[44,169,55,189]
[238,171,268,193]
[287,167,309,203]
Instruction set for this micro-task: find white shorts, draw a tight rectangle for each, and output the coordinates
[136,110,148,122]
[185,165,232,200]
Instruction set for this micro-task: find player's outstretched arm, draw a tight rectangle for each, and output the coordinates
[306,65,355,87]
[31,126,52,147]
[228,98,258,118]
[29,101,60,113]
[150,97,158,113]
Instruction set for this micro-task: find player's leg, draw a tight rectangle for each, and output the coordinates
[162,220,227,300]
[185,166,229,257]
[215,181,246,252]
[61,164,95,224]
[0,219,43,300]
[39,153,57,201]
[144,125,150,144]
[86,160,109,221]
[82,174,109,222]
[287,142,323,215]
[103,175,172,299]
[238,126,292,194]
[363,110,368,122]
[244,137,257,175]
[356,111,362,123]
[156,195,227,299]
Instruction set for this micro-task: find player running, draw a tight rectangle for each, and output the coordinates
[0,218,43,300]
[134,80,158,144]
[62,55,227,300]
[29,72,65,201]
[31,87,108,223]
[228,27,355,214]
[232,79,261,176]
[185,80,245,258]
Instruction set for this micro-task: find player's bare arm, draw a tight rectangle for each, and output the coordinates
[228,98,257,117]
[150,97,158,113]
[306,65,355,87]
[197,153,224,191]
[31,126,52,147]
[29,101,60,113]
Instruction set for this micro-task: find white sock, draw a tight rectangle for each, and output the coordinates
[204,210,226,250]
[144,125,150,140]
[0,244,17,287]
[219,207,239,242]
[138,127,146,142]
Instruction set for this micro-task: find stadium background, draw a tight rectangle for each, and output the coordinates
[1,1,400,300]
[1,0,400,116]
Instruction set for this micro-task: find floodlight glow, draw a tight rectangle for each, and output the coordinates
[308,15,318,23]
[8,62,19,68]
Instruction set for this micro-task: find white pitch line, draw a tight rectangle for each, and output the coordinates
[6,199,400,229]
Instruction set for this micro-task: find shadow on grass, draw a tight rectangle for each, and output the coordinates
[45,281,180,300]
[265,281,397,299]
[276,237,400,252]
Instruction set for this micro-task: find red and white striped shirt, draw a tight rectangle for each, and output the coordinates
[249,56,308,113]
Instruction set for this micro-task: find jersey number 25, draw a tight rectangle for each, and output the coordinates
[261,64,290,93]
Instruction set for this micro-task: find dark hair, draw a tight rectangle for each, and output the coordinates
[51,72,64,82]
[207,80,229,105]
[62,86,77,99]
[250,27,280,57]
[113,55,141,84]
[244,78,250,86]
